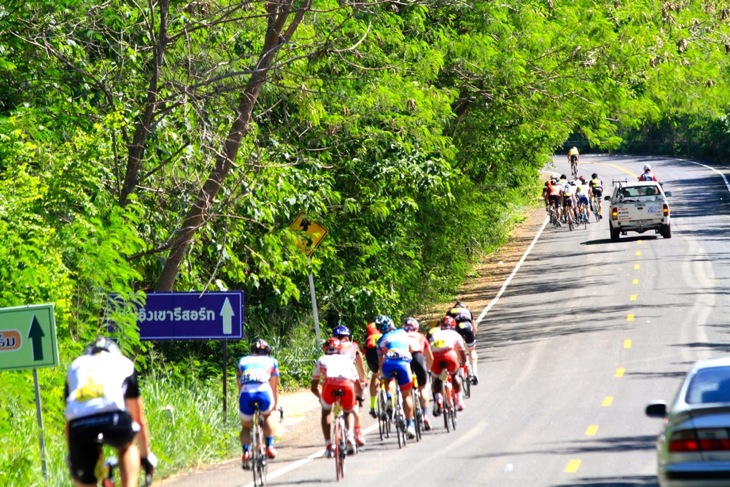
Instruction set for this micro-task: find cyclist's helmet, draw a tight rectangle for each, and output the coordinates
[591,173,598,179]
[85,337,121,355]
[579,175,586,182]
[560,174,567,180]
[323,337,342,355]
[643,164,651,171]
[333,325,350,339]
[402,316,420,332]
[569,180,576,186]
[251,339,271,356]
[440,316,457,330]
[375,314,395,333]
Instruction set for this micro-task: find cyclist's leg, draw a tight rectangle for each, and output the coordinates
[117,441,141,487]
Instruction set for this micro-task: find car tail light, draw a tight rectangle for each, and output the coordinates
[611,206,618,220]
[670,429,730,452]
[663,203,669,217]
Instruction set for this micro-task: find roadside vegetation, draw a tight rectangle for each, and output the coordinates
[3,1,730,484]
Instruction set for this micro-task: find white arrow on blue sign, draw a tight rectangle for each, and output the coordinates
[136,291,244,340]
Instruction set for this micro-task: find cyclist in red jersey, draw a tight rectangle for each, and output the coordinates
[331,325,367,446]
[429,316,468,412]
[402,317,434,430]
[364,321,382,418]
[311,338,362,456]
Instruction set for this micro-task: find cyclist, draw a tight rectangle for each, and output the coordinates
[236,339,280,469]
[64,337,156,487]
[364,321,382,419]
[311,337,362,456]
[575,175,591,223]
[376,314,417,439]
[568,147,580,175]
[445,301,479,385]
[547,176,563,225]
[402,317,434,430]
[429,316,468,412]
[589,172,604,219]
[562,180,577,224]
[331,325,367,447]
[638,164,659,182]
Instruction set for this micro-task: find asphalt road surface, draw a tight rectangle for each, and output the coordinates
[162,154,730,486]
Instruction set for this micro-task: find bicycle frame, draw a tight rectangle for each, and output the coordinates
[251,403,267,487]
[331,390,348,481]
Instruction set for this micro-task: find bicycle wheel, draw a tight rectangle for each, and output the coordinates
[252,423,267,487]
[412,390,423,441]
[376,389,388,440]
[333,417,345,481]
[568,215,574,231]
[443,387,451,433]
[450,406,458,431]
[461,366,471,399]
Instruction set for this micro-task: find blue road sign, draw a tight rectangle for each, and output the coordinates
[136,292,244,340]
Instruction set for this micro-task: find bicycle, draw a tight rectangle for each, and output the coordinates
[410,375,424,441]
[376,377,392,441]
[547,203,561,228]
[245,403,283,486]
[459,361,472,400]
[330,389,351,481]
[590,194,602,222]
[432,362,458,433]
[96,437,154,487]
[577,203,589,229]
[570,156,578,179]
[389,374,408,448]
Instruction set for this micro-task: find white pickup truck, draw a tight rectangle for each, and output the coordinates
[605,180,672,241]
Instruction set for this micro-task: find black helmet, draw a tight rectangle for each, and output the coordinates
[251,339,271,356]
[591,173,598,179]
[85,337,121,356]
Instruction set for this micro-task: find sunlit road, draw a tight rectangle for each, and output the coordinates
[164,154,730,486]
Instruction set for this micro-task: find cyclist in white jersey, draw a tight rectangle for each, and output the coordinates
[65,337,155,487]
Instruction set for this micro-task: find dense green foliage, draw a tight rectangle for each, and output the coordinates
[3,0,730,483]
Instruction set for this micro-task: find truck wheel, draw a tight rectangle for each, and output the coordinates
[661,224,671,239]
[610,226,620,242]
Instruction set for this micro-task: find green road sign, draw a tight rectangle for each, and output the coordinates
[0,304,58,371]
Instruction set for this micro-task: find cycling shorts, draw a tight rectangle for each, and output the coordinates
[67,411,137,484]
[570,155,578,164]
[431,349,460,376]
[409,352,428,388]
[455,321,476,347]
[548,195,560,207]
[382,358,414,391]
[577,195,589,206]
[591,188,602,198]
[365,347,379,374]
[320,378,357,412]
[238,383,275,421]
[562,198,573,207]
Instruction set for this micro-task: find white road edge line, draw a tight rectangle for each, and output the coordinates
[475,216,550,327]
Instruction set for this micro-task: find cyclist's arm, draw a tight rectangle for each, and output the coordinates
[354,350,366,383]
[126,396,151,458]
[310,377,321,399]
[423,341,434,371]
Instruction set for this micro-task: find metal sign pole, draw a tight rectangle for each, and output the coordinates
[222,340,228,419]
[33,368,48,481]
[308,257,322,345]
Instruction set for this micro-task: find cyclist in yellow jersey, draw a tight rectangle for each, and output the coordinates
[589,172,604,219]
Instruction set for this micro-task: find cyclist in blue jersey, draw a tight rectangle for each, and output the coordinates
[376,314,417,439]
[236,339,280,469]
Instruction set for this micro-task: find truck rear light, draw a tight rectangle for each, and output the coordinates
[663,203,669,217]
[611,207,618,220]
[669,429,730,452]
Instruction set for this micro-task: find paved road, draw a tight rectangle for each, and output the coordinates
[162,154,730,486]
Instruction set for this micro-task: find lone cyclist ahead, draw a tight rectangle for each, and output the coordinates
[567,147,580,178]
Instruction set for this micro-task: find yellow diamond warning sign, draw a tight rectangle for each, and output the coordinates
[290,213,328,257]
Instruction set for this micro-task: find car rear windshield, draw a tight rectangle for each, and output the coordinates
[619,186,660,198]
[686,366,730,404]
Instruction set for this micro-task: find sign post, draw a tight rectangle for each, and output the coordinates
[290,214,328,344]
[0,303,58,481]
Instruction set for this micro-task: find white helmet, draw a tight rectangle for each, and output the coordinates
[643,164,651,171]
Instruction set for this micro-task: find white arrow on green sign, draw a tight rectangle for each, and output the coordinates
[0,303,58,371]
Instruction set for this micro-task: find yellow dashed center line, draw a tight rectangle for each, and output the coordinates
[632,279,639,285]
[602,396,614,407]
[564,459,581,473]
[635,251,641,256]
[616,368,625,377]
[634,264,640,270]
[624,339,632,349]
[627,313,634,321]
[630,294,637,301]
[585,425,599,436]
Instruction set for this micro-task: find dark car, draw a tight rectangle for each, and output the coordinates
[646,357,730,486]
